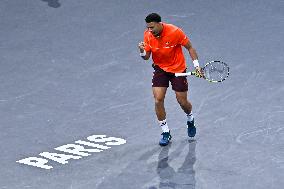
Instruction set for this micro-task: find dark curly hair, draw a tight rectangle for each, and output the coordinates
[145,13,162,23]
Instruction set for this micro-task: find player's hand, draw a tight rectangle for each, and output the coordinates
[195,66,204,78]
[138,41,145,52]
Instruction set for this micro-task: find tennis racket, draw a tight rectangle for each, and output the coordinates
[175,60,229,83]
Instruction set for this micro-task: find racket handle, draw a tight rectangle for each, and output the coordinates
[175,72,194,77]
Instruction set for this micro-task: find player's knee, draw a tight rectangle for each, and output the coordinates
[176,97,187,107]
[154,97,164,105]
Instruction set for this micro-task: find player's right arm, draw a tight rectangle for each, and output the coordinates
[138,41,151,60]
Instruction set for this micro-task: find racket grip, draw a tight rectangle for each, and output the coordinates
[175,72,193,77]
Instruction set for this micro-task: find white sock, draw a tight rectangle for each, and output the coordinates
[159,119,169,133]
[187,112,194,122]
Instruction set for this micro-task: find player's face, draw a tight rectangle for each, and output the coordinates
[146,22,162,37]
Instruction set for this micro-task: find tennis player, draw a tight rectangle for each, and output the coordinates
[138,13,202,146]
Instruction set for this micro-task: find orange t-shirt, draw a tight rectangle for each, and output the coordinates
[144,23,189,73]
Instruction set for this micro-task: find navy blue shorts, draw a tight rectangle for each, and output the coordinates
[152,65,188,92]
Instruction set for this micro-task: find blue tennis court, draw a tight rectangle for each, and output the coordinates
[0,0,283,188]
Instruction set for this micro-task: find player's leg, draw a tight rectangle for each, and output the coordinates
[152,68,172,146]
[152,87,167,121]
[175,91,192,114]
[171,76,196,138]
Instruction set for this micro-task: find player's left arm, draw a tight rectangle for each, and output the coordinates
[183,41,198,65]
[183,41,203,76]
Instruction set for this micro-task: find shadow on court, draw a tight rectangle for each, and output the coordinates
[41,0,61,8]
[148,141,196,189]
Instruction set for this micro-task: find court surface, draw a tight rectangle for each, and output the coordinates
[0,0,283,188]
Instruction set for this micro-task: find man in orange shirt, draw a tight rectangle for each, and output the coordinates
[138,13,202,146]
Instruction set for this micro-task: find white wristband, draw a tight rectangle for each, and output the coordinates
[140,50,146,57]
[193,59,199,67]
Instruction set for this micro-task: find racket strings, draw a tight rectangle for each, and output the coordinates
[204,62,229,82]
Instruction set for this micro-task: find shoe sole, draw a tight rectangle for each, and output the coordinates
[159,136,172,146]
[159,140,171,146]
[159,143,169,146]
